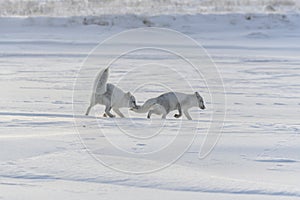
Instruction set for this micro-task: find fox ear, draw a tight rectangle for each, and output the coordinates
[195,92,201,99]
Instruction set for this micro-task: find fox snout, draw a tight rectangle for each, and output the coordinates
[130,105,140,111]
[201,105,206,110]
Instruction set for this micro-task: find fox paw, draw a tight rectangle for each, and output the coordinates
[174,114,181,118]
[103,113,115,118]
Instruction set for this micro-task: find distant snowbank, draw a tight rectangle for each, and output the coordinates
[0,0,299,17]
[1,13,299,30]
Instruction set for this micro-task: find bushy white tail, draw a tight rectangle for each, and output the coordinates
[133,98,157,113]
[93,67,109,95]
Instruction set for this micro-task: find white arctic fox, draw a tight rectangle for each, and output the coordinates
[85,68,137,118]
[131,92,205,120]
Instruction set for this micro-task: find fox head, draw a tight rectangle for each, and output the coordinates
[125,92,138,109]
[195,92,205,110]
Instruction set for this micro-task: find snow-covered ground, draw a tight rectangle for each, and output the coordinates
[0,11,300,200]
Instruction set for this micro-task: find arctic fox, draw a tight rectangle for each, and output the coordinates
[131,92,205,120]
[85,68,137,118]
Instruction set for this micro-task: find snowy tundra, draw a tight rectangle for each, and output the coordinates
[0,12,300,200]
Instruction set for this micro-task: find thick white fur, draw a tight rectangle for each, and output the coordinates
[85,68,137,118]
[131,92,205,120]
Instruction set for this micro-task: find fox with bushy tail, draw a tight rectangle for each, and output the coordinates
[85,68,138,118]
[131,92,205,120]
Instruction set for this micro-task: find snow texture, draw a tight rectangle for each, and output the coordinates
[0,2,300,200]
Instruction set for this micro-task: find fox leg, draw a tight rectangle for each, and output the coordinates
[105,106,115,118]
[183,110,192,120]
[162,113,167,119]
[85,104,93,116]
[147,109,159,118]
[161,109,168,119]
[174,103,182,118]
[148,107,165,119]
[113,108,125,118]
[147,110,154,119]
